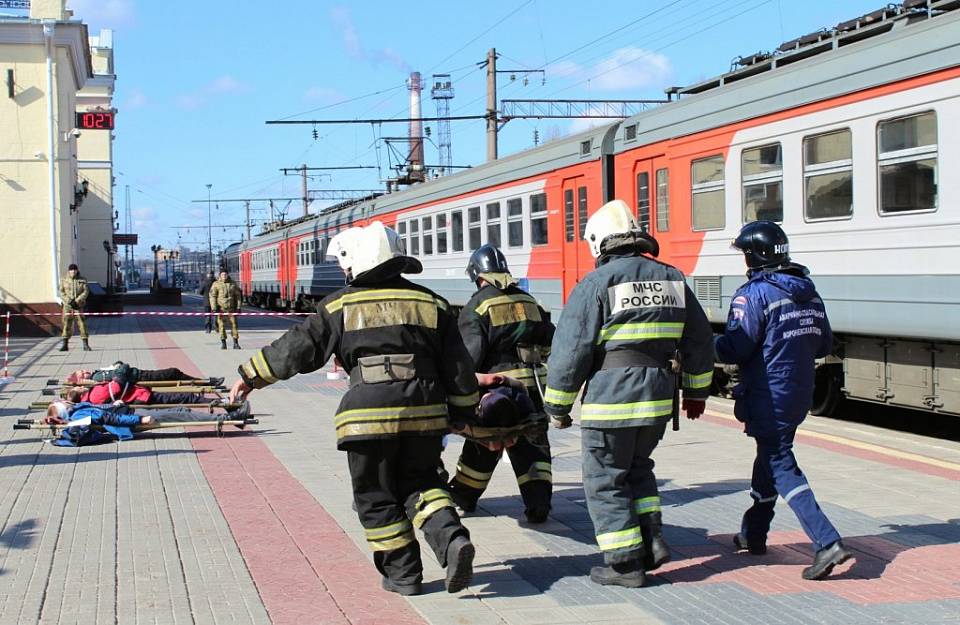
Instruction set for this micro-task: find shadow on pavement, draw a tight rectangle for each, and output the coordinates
[0,448,206,465]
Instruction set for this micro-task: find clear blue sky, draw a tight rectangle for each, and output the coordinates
[66,0,884,258]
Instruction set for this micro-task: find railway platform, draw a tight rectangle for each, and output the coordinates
[0,304,957,625]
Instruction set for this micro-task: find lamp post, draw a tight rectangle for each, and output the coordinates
[150,244,162,291]
[206,183,213,273]
[102,240,112,293]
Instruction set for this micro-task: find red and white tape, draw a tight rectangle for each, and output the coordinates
[9,311,313,317]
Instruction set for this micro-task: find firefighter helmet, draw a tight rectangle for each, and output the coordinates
[583,199,659,258]
[732,220,790,269]
[328,221,422,283]
[466,244,510,285]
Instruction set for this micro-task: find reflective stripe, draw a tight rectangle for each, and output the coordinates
[764,298,793,316]
[343,300,438,331]
[334,404,448,438]
[448,391,479,407]
[517,461,552,486]
[487,301,543,327]
[783,483,811,503]
[337,417,449,439]
[750,489,778,503]
[413,489,454,528]
[682,370,713,389]
[634,496,661,514]
[456,462,494,482]
[365,520,416,551]
[334,404,448,426]
[367,531,415,551]
[252,351,278,384]
[581,399,674,422]
[597,322,684,344]
[544,386,578,406]
[326,289,447,314]
[596,526,643,552]
[240,361,257,381]
[452,474,488,489]
[474,293,539,316]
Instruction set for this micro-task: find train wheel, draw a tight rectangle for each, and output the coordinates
[810,363,843,417]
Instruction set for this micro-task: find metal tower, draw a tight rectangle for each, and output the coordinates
[431,74,454,177]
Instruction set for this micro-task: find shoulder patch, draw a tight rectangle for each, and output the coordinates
[732,295,748,306]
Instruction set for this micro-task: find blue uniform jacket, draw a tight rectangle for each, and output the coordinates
[53,403,141,446]
[714,265,832,436]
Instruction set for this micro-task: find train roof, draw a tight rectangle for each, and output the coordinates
[612,1,960,152]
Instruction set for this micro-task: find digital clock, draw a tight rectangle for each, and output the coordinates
[75,111,115,130]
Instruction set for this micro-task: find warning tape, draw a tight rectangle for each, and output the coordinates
[8,311,312,317]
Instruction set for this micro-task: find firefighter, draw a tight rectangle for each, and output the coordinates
[227,221,479,596]
[59,263,91,352]
[449,244,556,523]
[716,221,852,580]
[198,270,216,333]
[543,200,714,588]
[209,269,242,350]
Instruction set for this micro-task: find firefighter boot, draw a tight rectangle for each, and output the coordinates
[802,540,852,581]
[444,534,475,593]
[381,577,423,596]
[220,339,227,350]
[82,339,91,352]
[58,339,69,352]
[639,512,671,571]
[589,559,646,588]
[233,338,241,350]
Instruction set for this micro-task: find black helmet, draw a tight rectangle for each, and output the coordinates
[732,220,790,269]
[466,244,509,285]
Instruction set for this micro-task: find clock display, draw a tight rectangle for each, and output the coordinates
[76,111,115,130]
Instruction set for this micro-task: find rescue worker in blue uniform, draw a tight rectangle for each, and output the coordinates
[715,220,852,581]
[228,221,479,596]
[449,245,556,523]
[543,200,715,588]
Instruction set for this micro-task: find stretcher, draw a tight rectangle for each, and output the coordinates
[29,400,242,412]
[46,378,225,390]
[42,385,220,396]
[14,417,258,436]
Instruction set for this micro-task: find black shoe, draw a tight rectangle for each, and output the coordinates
[444,535,475,593]
[802,540,852,580]
[589,560,646,588]
[208,376,225,388]
[82,339,91,352]
[643,535,672,571]
[381,577,423,596]
[58,339,68,352]
[524,506,550,524]
[227,401,251,428]
[233,339,241,350]
[220,339,227,350]
[733,533,767,556]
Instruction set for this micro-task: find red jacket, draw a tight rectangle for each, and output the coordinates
[81,381,153,404]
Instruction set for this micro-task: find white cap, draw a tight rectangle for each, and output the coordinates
[583,199,640,258]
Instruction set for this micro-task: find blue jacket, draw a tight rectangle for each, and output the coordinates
[714,265,832,436]
[53,402,141,447]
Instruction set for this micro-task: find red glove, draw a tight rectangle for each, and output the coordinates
[682,398,706,420]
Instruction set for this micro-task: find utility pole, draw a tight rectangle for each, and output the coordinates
[244,200,251,241]
[205,183,213,273]
[300,164,308,217]
[486,48,498,162]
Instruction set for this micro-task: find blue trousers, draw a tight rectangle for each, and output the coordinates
[742,427,841,551]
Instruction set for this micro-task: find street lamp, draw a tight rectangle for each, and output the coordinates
[102,240,113,293]
[206,183,213,274]
[150,244,162,291]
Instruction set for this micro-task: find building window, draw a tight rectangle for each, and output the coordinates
[437,213,448,254]
[410,218,420,256]
[507,198,523,247]
[804,129,853,220]
[530,192,548,245]
[636,173,650,233]
[691,155,725,231]
[422,216,433,255]
[564,189,575,242]
[656,168,669,232]
[577,186,588,238]
[451,210,464,252]
[468,206,481,250]
[877,111,937,214]
[742,143,782,223]
[486,202,501,248]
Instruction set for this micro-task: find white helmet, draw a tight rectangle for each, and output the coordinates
[327,220,421,282]
[583,199,640,258]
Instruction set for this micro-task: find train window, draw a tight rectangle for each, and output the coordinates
[486,202,502,248]
[578,186,588,238]
[564,189,575,242]
[691,155,725,231]
[636,174,650,233]
[656,168,670,232]
[530,192,548,245]
[320,237,328,260]
[742,143,782,223]
[410,219,420,256]
[397,221,407,255]
[507,198,523,247]
[310,239,317,265]
[468,206,481,250]
[580,140,592,156]
[877,111,937,214]
[625,124,637,142]
[452,210,464,252]
[437,213,448,254]
[803,129,853,220]
[422,216,433,255]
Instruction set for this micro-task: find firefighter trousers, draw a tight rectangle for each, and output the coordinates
[581,422,666,565]
[216,312,239,339]
[449,431,552,515]
[346,436,469,585]
[742,427,841,551]
[61,306,88,339]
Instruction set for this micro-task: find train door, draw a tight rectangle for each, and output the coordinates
[632,156,668,235]
[560,176,593,300]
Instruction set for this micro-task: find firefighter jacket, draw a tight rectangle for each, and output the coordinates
[458,284,555,409]
[714,264,832,436]
[59,275,89,308]
[543,251,714,429]
[237,275,480,449]
[209,278,241,311]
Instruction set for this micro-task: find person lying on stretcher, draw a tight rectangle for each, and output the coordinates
[63,382,217,406]
[460,372,542,451]
[43,399,252,446]
[66,361,224,387]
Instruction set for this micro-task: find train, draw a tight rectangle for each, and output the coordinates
[224,0,960,418]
